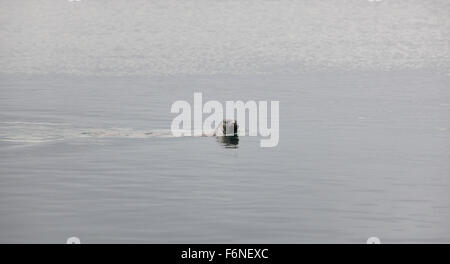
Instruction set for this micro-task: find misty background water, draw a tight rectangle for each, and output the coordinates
[0,0,449,243]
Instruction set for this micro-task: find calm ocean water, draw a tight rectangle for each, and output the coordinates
[0,0,449,243]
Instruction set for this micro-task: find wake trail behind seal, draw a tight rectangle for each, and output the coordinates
[0,121,177,144]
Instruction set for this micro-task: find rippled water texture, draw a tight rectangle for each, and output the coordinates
[0,0,449,243]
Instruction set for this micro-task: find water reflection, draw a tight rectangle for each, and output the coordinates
[217,135,239,149]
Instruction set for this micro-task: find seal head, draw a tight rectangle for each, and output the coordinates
[214,119,238,136]
[215,120,239,148]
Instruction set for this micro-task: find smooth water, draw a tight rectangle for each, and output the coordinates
[0,0,449,243]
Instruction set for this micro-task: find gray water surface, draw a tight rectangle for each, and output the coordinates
[1,0,450,243]
[1,72,449,243]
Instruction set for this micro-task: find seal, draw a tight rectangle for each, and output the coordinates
[214,119,238,136]
[215,120,239,148]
